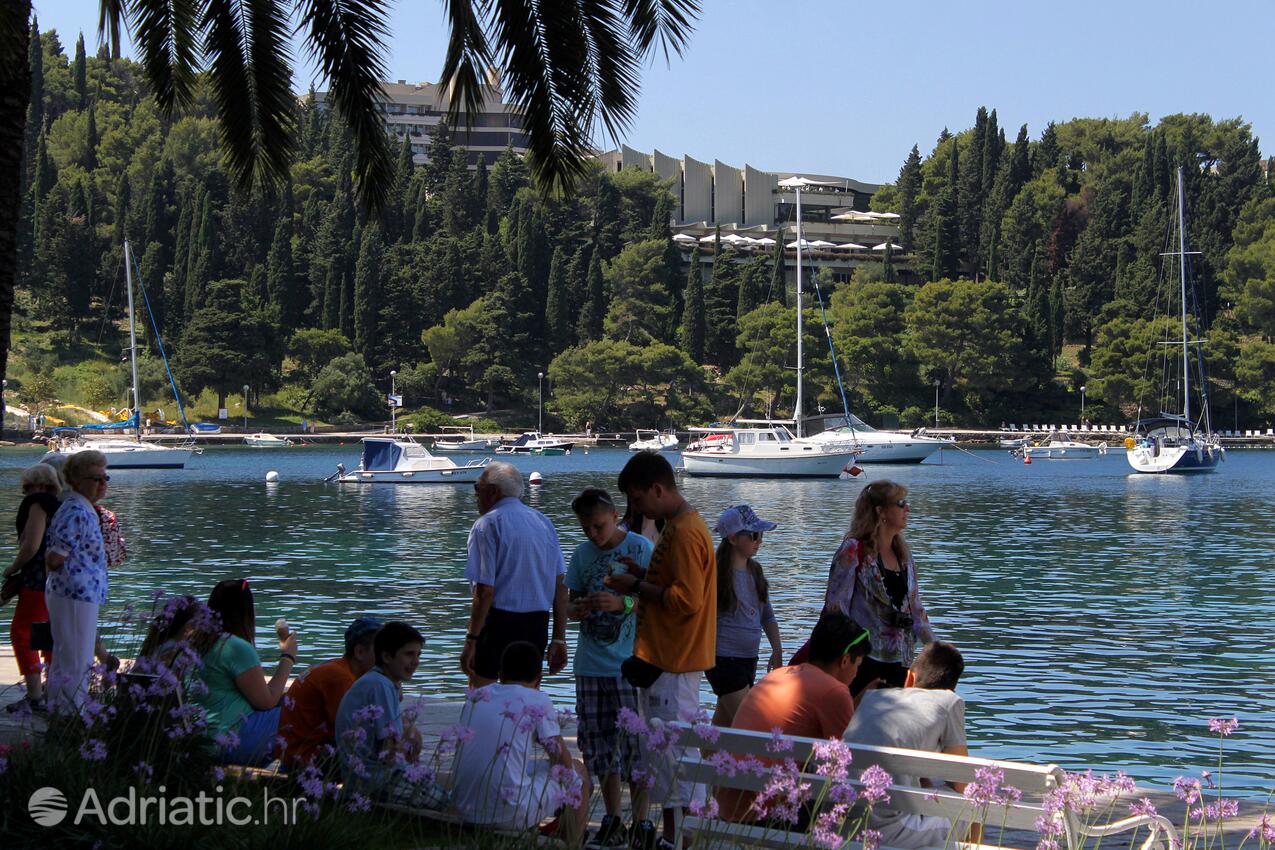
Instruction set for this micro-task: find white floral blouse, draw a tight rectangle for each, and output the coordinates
[45,492,109,605]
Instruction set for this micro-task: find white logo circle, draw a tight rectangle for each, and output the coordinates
[28,786,68,827]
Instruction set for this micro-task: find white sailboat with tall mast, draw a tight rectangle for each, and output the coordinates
[682,178,858,478]
[1126,168,1223,474]
[44,240,195,469]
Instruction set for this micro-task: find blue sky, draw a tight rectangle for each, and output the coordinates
[33,0,1272,184]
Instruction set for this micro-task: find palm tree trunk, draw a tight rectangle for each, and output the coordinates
[0,2,33,439]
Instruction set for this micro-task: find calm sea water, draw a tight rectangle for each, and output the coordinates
[2,443,1271,795]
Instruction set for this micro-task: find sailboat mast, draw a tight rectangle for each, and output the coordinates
[794,183,804,437]
[1176,167,1190,426]
[124,239,141,422]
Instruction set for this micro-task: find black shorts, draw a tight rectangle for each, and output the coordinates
[704,655,758,697]
[850,656,908,695]
[474,608,550,681]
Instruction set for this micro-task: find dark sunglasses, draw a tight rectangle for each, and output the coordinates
[895,499,909,509]
[743,530,763,541]
[85,474,111,483]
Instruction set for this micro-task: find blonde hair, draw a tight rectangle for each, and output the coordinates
[63,450,108,484]
[848,479,911,565]
[21,463,63,492]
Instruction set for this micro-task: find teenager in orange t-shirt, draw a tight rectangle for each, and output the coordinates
[276,617,382,768]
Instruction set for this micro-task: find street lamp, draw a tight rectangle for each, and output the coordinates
[1080,385,1087,425]
[1,378,6,442]
[933,378,941,429]
[537,372,545,435]
[389,370,398,433]
[242,384,250,433]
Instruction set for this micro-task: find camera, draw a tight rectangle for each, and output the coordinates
[886,609,914,631]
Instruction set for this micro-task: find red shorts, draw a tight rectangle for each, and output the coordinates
[10,587,51,676]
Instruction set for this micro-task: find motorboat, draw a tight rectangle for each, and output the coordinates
[189,422,222,435]
[1019,431,1106,460]
[244,433,292,448]
[1127,168,1222,475]
[44,433,193,469]
[432,426,497,453]
[999,436,1032,449]
[629,430,680,452]
[495,432,574,454]
[329,437,488,484]
[681,424,857,478]
[42,240,197,470]
[801,413,951,464]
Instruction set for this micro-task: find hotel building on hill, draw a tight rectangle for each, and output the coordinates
[315,71,529,167]
[597,145,911,283]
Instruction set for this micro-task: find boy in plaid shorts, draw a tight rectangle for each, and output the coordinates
[566,488,654,847]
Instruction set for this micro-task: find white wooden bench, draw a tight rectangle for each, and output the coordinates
[672,725,1176,850]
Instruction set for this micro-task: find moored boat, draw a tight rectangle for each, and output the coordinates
[629,430,680,452]
[432,426,498,453]
[244,433,293,448]
[1020,431,1106,460]
[495,432,574,454]
[329,437,488,484]
[681,424,857,478]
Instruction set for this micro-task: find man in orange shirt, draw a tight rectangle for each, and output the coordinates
[718,614,869,823]
[276,617,382,770]
[607,451,716,850]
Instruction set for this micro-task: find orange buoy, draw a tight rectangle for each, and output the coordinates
[1024,454,1032,464]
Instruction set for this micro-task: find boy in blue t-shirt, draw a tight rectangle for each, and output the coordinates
[566,488,654,847]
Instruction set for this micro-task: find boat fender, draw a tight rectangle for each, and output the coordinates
[529,472,544,486]
[265,470,280,482]
[1124,437,1135,450]
[1098,443,1107,455]
[1024,454,1032,465]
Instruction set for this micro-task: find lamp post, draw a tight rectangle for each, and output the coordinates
[933,378,941,429]
[389,370,398,433]
[537,372,545,435]
[242,384,250,433]
[1,378,6,442]
[1080,385,1087,425]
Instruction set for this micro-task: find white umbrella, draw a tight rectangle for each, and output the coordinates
[831,211,876,222]
[872,242,904,251]
[870,211,901,219]
[809,240,837,248]
[838,242,868,250]
[672,233,696,242]
[721,233,747,244]
[754,237,777,246]
[699,234,718,243]
[786,238,813,249]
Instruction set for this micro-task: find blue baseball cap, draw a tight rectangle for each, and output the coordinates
[344,617,384,653]
[714,504,778,537]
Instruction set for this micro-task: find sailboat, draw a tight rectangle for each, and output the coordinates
[682,178,858,478]
[44,240,196,470]
[1126,168,1223,474]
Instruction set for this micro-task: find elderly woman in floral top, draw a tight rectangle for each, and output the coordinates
[823,479,935,694]
[45,450,112,713]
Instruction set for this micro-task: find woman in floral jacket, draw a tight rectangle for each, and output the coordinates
[823,479,935,694]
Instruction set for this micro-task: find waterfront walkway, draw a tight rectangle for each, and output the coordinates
[2,642,1266,846]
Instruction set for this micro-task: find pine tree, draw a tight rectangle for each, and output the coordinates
[1036,122,1060,176]
[73,33,87,108]
[897,145,922,251]
[353,223,383,362]
[576,251,606,342]
[679,246,706,362]
[422,123,454,192]
[544,246,571,352]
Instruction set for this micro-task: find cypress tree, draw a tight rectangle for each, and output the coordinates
[882,240,896,283]
[769,227,786,304]
[565,244,591,319]
[544,246,571,352]
[73,33,87,107]
[1036,122,1060,176]
[981,109,1002,198]
[85,102,99,170]
[113,170,130,246]
[139,240,166,343]
[339,271,354,339]
[322,266,340,330]
[649,191,674,241]
[168,196,192,338]
[1048,272,1065,366]
[576,251,606,342]
[186,192,216,317]
[31,131,56,206]
[23,19,44,185]
[679,247,706,363]
[353,223,383,361]
[266,218,297,328]
[897,146,922,251]
[515,204,550,305]
[958,108,988,273]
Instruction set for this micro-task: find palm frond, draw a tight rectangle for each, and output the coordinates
[298,0,394,211]
[620,0,699,60]
[125,0,203,112]
[200,0,257,180]
[243,0,298,185]
[438,0,494,119]
[578,0,640,139]
[97,0,126,57]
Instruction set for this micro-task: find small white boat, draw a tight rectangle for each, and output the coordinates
[802,414,952,464]
[629,430,680,452]
[681,424,857,478]
[1020,431,1106,460]
[45,435,193,470]
[432,427,498,453]
[999,436,1032,449]
[495,432,574,454]
[244,433,292,448]
[329,437,488,484]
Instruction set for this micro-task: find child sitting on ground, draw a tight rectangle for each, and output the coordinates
[565,488,653,847]
[334,621,448,809]
[707,505,783,727]
[453,641,591,847]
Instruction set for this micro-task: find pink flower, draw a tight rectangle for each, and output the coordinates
[79,739,108,761]
[859,764,892,806]
[1174,776,1202,805]
[862,828,883,850]
[766,726,794,754]
[1248,814,1275,843]
[617,707,648,736]
[1129,798,1158,818]
[549,763,583,808]
[964,766,1023,807]
[212,767,225,782]
[1207,717,1238,737]
[465,686,492,703]
[694,720,721,744]
[689,798,719,818]
[345,792,371,813]
[133,761,154,782]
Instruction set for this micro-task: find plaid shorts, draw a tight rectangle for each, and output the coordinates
[373,766,452,812]
[575,675,639,779]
